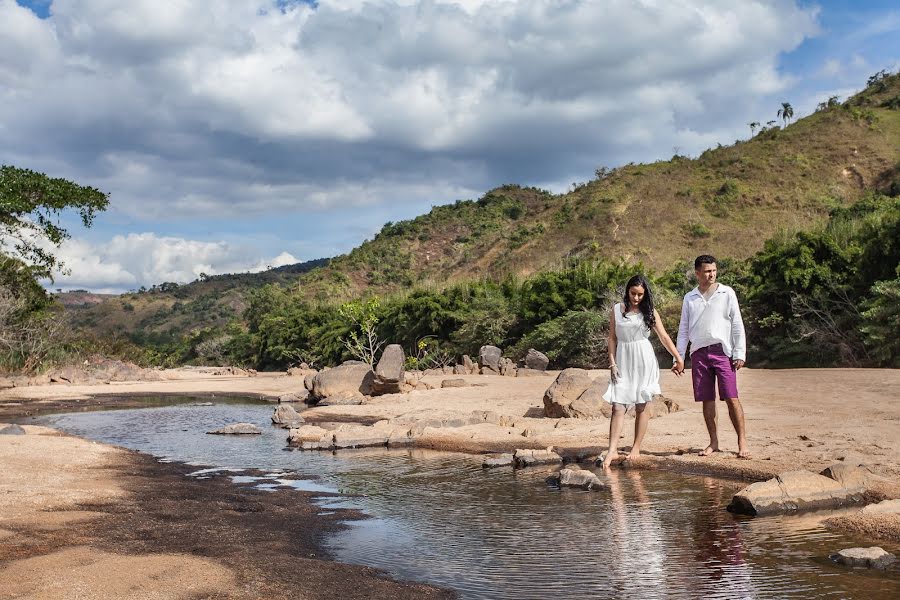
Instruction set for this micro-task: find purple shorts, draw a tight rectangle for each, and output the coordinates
[691,343,739,402]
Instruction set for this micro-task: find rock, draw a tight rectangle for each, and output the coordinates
[552,466,608,491]
[499,357,517,377]
[820,463,880,489]
[317,391,366,406]
[831,547,896,570]
[310,363,375,400]
[303,373,316,392]
[525,349,550,371]
[287,425,332,445]
[207,423,262,435]
[521,428,536,438]
[286,366,315,377]
[517,368,550,377]
[478,345,502,374]
[453,364,467,375]
[272,405,304,427]
[514,448,562,468]
[542,369,593,418]
[861,499,900,515]
[279,390,309,403]
[0,424,26,435]
[375,344,405,384]
[462,354,476,374]
[570,378,611,419]
[482,454,514,468]
[728,470,866,515]
[332,430,389,449]
[441,378,469,388]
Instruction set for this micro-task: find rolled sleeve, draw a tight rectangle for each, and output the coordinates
[729,290,747,361]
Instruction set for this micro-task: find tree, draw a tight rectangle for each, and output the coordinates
[777,102,794,127]
[1,165,109,277]
[748,121,760,137]
[339,297,384,365]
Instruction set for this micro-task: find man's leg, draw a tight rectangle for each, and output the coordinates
[725,398,749,458]
[700,400,719,456]
[628,403,650,461]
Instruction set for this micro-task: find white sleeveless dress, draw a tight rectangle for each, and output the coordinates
[602,303,661,406]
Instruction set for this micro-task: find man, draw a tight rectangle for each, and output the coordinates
[675,255,749,458]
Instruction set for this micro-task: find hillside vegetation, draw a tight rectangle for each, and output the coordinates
[69,72,900,369]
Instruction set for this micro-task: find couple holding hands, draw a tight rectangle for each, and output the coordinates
[600,255,749,469]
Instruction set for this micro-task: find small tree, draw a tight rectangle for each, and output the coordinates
[339,297,384,365]
[748,121,760,137]
[777,102,794,127]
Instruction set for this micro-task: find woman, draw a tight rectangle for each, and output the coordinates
[601,275,683,469]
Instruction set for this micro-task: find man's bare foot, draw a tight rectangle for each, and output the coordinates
[737,449,751,459]
[698,445,719,457]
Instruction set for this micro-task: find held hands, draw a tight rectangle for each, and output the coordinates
[671,357,685,377]
[609,364,620,384]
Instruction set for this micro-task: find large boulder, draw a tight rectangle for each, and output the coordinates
[525,349,550,371]
[462,355,477,374]
[569,377,611,419]
[543,369,594,418]
[830,547,896,570]
[272,404,304,428]
[303,373,317,392]
[375,344,405,384]
[207,423,262,435]
[310,363,375,400]
[728,470,867,515]
[478,345,502,374]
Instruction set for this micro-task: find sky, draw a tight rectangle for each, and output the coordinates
[1,0,898,293]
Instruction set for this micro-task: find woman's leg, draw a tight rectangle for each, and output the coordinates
[602,403,626,469]
[628,403,650,460]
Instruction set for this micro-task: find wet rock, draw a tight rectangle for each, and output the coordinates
[514,448,562,468]
[207,423,262,435]
[831,547,896,570]
[441,378,469,388]
[287,425,331,445]
[310,363,375,400]
[332,431,389,449]
[552,466,608,491]
[272,405,304,427]
[482,454,514,468]
[317,391,366,406]
[525,349,550,371]
[728,470,866,515]
[478,345,502,374]
[0,424,26,435]
[543,369,594,418]
[820,463,881,489]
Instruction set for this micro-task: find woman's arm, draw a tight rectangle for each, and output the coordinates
[608,306,619,382]
[653,309,684,376]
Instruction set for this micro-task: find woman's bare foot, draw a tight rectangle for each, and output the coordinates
[625,448,641,461]
[601,452,618,469]
[698,445,719,457]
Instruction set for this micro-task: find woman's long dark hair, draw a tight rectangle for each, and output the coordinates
[621,275,656,330]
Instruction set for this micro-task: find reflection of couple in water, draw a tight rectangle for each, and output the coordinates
[601,255,750,469]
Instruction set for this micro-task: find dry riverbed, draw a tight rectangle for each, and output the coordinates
[1,367,899,598]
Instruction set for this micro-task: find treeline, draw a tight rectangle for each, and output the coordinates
[147,193,898,370]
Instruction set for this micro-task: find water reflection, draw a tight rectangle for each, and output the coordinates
[37,401,900,600]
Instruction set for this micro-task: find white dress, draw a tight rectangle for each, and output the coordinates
[602,303,661,406]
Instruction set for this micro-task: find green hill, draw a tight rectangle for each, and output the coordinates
[71,71,900,359]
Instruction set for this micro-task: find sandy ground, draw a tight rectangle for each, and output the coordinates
[1,367,898,597]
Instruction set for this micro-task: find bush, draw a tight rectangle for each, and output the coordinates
[513,310,609,369]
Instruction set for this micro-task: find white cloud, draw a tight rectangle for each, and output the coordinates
[42,233,298,293]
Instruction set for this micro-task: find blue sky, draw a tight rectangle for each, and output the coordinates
[2,0,898,292]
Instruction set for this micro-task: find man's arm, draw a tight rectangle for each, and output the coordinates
[729,289,747,362]
[676,296,690,360]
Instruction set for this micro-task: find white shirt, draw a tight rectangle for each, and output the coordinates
[676,283,747,361]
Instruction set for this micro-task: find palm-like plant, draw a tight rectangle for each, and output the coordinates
[777,102,794,127]
[748,121,760,136]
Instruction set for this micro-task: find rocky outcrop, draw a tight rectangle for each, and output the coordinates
[462,355,476,374]
[372,344,406,395]
[207,423,262,435]
[309,363,375,401]
[0,424,26,435]
[543,369,597,418]
[478,345,502,374]
[278,390,309,403]
[288,423,413,451]
[524,349,550,371]
[303,373,316,392]
[499,357,517,377]
[513,448,562,468]
[271,405,304,428]
[728,470,867,515]
[830,547,896,570]
[317,391,366,406]
[551,466,608,491]
[820,463,882,490]
[482,454,515,468]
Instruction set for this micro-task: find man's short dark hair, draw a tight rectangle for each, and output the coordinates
[694,255,717,270]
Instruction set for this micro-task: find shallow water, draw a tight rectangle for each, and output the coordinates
[37,399,900,600]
